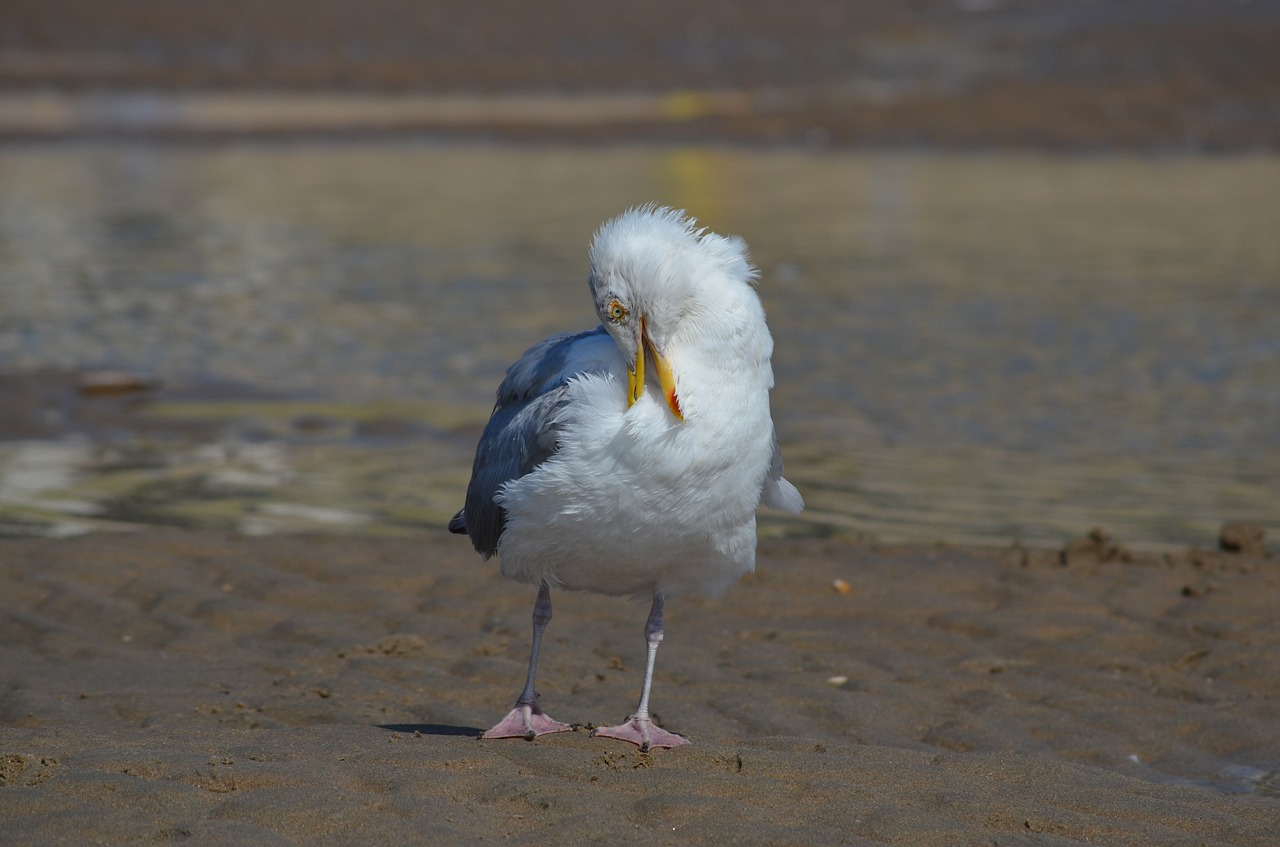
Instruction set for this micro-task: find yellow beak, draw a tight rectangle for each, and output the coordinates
[627,316,684,420]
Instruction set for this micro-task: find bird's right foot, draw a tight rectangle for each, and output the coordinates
[480,702,573,740]
[592,715,689,752]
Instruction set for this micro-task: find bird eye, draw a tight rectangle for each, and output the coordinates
[607,300,627,322]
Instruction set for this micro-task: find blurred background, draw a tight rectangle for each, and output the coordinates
[1,0,1278,548]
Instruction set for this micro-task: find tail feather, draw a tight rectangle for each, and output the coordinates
[762,477,804,514]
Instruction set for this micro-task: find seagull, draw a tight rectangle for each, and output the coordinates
[449,205,803,751]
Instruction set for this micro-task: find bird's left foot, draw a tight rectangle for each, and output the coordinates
[592,716,689,752]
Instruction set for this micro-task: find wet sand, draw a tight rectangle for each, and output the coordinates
[2,530,1276,844]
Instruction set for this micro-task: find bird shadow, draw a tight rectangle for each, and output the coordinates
[376,723,483,738]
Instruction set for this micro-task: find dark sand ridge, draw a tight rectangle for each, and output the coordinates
[2,0,1279,147]
[2,530,1276,844]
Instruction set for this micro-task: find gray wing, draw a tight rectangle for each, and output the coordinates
[760,429,805,514]
[451,326,619,558]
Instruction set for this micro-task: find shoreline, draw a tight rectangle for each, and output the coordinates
[1,88,1277,151]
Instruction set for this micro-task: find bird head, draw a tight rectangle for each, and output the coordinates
[587,205,760,422]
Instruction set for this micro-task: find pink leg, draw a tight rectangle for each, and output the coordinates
[592,593,689,752]
[481,583,573,740]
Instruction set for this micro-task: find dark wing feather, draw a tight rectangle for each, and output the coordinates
[454,326,618,558]
[760,428,805,513]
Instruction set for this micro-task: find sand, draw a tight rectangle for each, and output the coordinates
[1,531,1276,845]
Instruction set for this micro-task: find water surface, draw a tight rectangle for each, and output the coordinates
[1,143,1277,546]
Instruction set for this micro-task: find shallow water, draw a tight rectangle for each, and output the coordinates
[1,142,1278,546]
